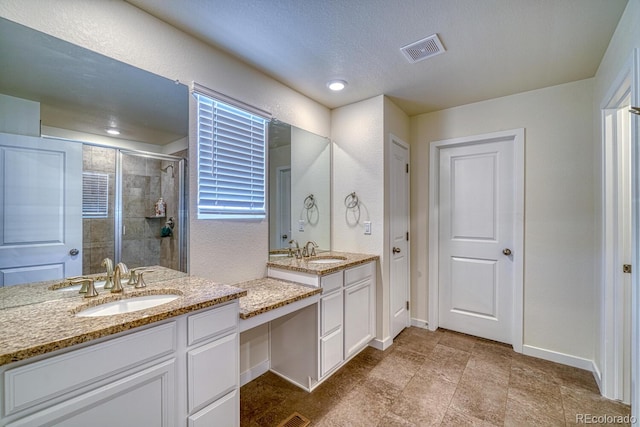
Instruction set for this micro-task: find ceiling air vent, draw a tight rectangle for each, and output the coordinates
[400,34,445,64]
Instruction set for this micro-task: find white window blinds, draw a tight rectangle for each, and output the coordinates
[82,172,109,218]
[194,88,269,219]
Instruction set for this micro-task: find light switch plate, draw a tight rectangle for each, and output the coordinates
[298,220,305,232]
[364,221,371,235]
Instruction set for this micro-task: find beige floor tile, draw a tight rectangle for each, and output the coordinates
[240,327,631,427]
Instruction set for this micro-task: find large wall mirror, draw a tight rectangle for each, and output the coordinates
[268,121,331,255]
[0,17,189,288]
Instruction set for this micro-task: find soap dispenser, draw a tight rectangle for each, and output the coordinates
[154,198,166,217]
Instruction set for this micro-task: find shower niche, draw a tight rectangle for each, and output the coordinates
[82,145,187,275]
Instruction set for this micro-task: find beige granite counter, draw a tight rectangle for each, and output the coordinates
[266,251,379,276]
[234,278,321,319]
[0,270,246,366]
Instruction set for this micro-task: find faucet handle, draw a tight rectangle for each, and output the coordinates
[135,269,154,289]
[70,278,98,297]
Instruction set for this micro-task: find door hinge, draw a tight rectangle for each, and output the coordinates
[406,231,409,241]
[406,163,409,173]
[406,301,410,310]
[623,264,632,274]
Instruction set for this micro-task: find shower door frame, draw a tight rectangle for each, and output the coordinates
[115,149,187,272]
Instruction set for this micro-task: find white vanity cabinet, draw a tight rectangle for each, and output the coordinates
[269,261,376,391]
[1,301,240,427]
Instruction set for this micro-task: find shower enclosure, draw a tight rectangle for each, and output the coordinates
[82,144,187,275]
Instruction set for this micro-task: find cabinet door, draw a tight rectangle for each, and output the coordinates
[344,279,374,359]
[320,290,343,335]
[7,360,176,427]
[320,327,343,377]
[188,332,238,413]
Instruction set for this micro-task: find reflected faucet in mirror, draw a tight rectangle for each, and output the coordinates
[111,263,129,293]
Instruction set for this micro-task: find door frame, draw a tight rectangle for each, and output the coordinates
[388,133,411,338]
[600,48,639,411]
[428,128,524,352]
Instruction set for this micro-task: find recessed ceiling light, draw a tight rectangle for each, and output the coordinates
[106,128,120,135]
[327,80,347,91]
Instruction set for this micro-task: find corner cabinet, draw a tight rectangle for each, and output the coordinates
[269,261,376,391]
[0,301,240,427]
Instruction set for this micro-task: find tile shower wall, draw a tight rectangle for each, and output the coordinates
[121,153,180,270]
[82,145,115,275]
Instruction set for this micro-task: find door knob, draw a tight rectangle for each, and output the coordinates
[69,248,79,256]
[502,248,512,256]
[392,247,401,254]
[281,234,288,240]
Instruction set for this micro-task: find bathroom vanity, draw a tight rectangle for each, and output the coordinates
[0,254,378,425]
[263,252,378,391]
[0,270,246,427]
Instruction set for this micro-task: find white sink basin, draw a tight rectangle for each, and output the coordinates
[307,257,347,264]
[76,294,179,317]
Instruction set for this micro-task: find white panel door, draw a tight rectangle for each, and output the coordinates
[0,133,82,286]
[390,136,410,338]
[438,140,515,344]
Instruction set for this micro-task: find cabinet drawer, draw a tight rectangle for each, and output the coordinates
[187,332,238,414]
[187,302,237,346]
[4,322,176,416]
[320,327,343,377]
[188,389,238,427]
[344,262,374,287]
[320,291,343,336]
[320,271,342,293]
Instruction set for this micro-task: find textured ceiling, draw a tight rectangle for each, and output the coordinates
[126,0,628,115]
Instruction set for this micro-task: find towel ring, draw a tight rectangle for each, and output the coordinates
[304,194,316,210]
[344,192,359,209]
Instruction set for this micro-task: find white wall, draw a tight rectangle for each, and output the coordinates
[592,0,640,377]
[411,78,596,362]
[0,94,40,136]
[331,95,409,343]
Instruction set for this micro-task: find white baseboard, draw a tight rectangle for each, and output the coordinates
[411,318,429,329]
[592,360,603,393]
[369,336,393,351]
[239,359,270,387]
[522,344,594,371]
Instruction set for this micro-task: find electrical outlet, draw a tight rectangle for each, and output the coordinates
[364,221,372,235]
[298,220,305,232]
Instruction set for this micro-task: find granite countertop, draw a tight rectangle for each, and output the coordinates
[267,251,379,275]
[234,278,321,319]
[0,269,246,366]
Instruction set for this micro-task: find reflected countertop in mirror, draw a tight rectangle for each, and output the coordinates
[0,266,187,310]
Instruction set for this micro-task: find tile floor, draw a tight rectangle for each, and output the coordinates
[240,327,632,426]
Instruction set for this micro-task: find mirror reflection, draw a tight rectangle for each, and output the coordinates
[0,18,189,287]
[268,121,331,255]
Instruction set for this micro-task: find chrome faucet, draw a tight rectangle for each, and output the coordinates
[302,241,318,257]
[288,239,302,259]
[111,262,128,293]
[102,257,114,289]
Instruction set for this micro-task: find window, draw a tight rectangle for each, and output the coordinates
[194,86,269,219]
[82,172,109,218]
